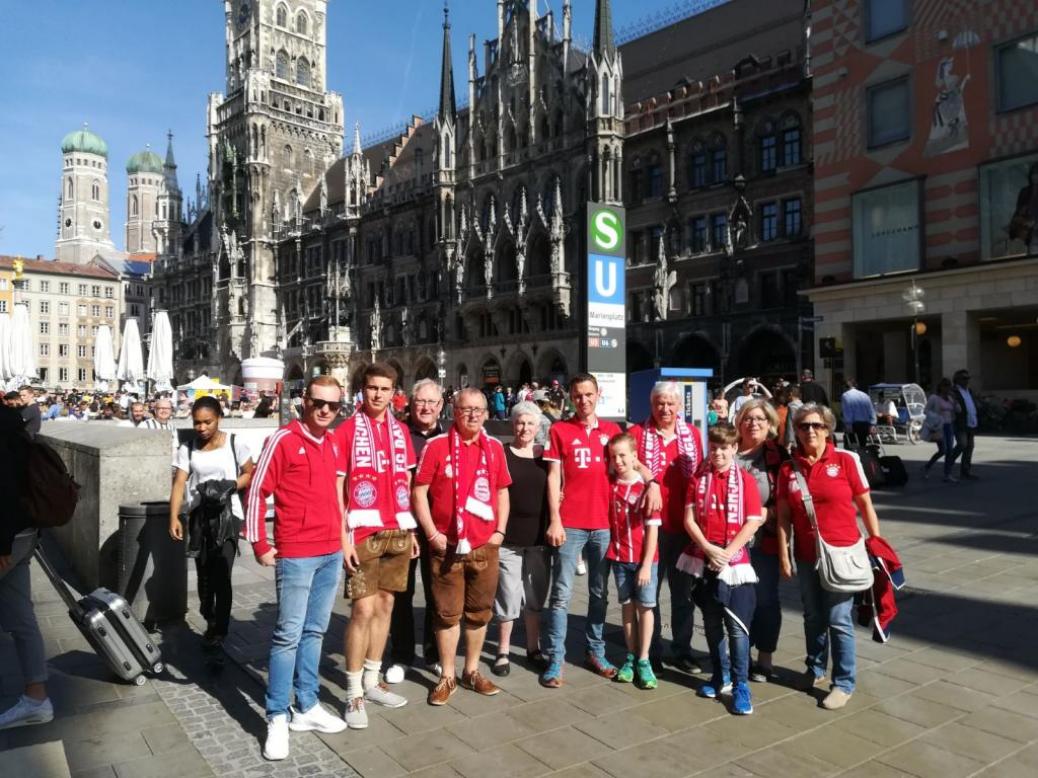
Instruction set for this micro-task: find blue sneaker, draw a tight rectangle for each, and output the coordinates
[731,682,753,715]
[539,659,564,688]
[696,678,733,699]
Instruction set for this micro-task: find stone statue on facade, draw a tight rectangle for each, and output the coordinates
[370,297,383,354]
[319,175,328,217]
[653,237,669,322]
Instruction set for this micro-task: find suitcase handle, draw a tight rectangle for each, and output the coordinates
[33,547,85,615]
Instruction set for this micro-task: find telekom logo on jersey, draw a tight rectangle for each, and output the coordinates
[573,448,593,469]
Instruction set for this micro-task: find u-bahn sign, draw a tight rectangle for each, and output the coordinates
[587,203,627,419]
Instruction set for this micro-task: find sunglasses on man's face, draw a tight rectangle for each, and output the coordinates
[797,422,827,432]
[309,399,342,412]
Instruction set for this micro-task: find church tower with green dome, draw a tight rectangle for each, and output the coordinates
[56,124,119,263]
[124,133,182,255]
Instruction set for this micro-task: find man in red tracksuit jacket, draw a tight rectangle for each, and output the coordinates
[245,376,349,761]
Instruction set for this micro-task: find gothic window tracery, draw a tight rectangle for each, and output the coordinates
[276,49,289,79]
[296,57,311,88]
[275,3,287,27]
[91,181,100,201]
[296,10,308,35]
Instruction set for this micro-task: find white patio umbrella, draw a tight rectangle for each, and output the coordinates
[7,303,37,387]
[0,311,11,383]
[117,318,145,396]
[147,310,174,392]
[93,323,117,390]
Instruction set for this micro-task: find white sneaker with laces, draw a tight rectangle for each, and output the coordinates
[263,714,290,761]
[384,663,406,684]
[289,702,347,733]
[365,682,408,708]
[345,697,368,729]
[576,559,587,576]
[0,695,53,731]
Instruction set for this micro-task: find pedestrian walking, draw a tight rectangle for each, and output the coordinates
[413,387,511,705]
[951,369,980,480]
[840,379,876,448]
[246,376,349,760]
[922,378,960,483]
[168,396,254,651]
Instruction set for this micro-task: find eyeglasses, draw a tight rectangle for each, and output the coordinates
[309,399,342,412]
[797,422,827,432]
[413,399,441,407]
[742,416,768,425]
[456,407,486,417]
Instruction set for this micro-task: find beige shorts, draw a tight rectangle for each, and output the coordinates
[345,530,412,600]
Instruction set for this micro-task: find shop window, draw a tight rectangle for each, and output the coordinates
[852,179,921,277]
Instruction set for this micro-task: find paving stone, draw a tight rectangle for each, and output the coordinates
[141,722,194,755]
[514,725,613,770]
[381,699,469,735]
[851,670,919,699]
[448,743,550,778]
[406,764,464,778]
[909,680,999,712]
[506,699,592,734]
[870,658,948,685]
[733,741,837,778]
[549,764,615,778]
[591,735,693,778]
[782,726,886,770]
[386,729,476,772]
[625,691,727,733]
[62,731,153,773]
[573,708,670,750]
[700,714,798,750]
[829,709,927,747]
[877,740,987,778]
[992,689,1038,719]
[565,682,640,716]
[873,693,965,729]
[950,666,1030,697]
[836,761,917,778]
[315,717,406,755]
[444,709,537,748]
[921,720,1025,765]
[113,744,211,778]
[905,646,981,672]
[959,704,1038,743]
[6,740,72,778]
[70,768,117,778]
[693,765,764,778]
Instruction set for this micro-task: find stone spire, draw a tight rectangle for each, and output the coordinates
[352,122,362,156]
[438,2,456,123]
[593,0,616,60]
[164,130,177,169]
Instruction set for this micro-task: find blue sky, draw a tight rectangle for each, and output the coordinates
[0,0,714,257]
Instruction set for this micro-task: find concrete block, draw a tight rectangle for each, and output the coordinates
[5,740,72,778]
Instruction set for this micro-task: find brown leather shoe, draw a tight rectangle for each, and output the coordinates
[460,670,501,696]
[428,675,457,706]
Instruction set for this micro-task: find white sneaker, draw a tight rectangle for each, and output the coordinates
[384,663,406,684]
[263,714,290,761]
[576,559,587,576]
[365,681,408,708]
[345,697,368,730]
[289,702,347,734]
[0,696,53,731]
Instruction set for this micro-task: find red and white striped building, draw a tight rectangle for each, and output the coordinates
[806,0,1038,399]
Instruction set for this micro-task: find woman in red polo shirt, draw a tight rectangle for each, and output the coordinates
[776,403,882,712]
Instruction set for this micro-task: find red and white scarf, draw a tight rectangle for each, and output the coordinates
[346,412,416,530]
[640,419,700,480]
[677,464,757,585]
[450,427,496,555]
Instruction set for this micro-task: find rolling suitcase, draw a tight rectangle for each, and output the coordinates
[856,444,886,489]
[879,454,909,487]
[34,549,164,686]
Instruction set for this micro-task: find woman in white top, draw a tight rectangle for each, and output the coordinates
[922,378,960,483]
[168,396,254,648]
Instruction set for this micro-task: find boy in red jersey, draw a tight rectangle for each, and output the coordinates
[606,433,661,690]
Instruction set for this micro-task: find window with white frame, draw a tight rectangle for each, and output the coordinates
[865,0,908,43]
[40,280,50,292]
[59,368,68,382]
[60,282,69,294]
[58,323,69,336]
[39,300,50,315]
[867,77,911,148]
[77,345,87,358]
[40,322,49,334]
[40,343,49,356]
[997,33,1038,113]
[59,302,69,315]
[852,179,922,278]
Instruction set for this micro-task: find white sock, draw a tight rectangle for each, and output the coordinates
[345,670,363,701]
[362,658,381,691]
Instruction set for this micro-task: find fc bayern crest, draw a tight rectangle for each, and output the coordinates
[599,434,610,446]
[396,484,411,509]
[826,464,841,478]
[473,476,492,503]
[353,481,378,508]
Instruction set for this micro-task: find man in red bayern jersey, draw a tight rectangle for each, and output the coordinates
[540,373,660,687]
[336,363,418,729]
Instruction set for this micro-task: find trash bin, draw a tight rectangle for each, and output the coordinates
[117,501,187,629]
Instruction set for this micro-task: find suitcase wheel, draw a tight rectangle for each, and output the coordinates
[133,674,147,687]
[152,662,165,675]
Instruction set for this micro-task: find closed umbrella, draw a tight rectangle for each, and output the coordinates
[147,310,174,392]
[117,318,145,395]
[8,303,37,387]
[94,323,117,390]
[0,311,10,383]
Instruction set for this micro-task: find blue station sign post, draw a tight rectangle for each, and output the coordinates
[586,203,627,419]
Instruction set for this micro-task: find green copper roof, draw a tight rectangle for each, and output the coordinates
[126,149,164,174]
[61,126,108,157]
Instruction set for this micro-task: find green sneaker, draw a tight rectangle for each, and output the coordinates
[615,654,635,683]
[636,659,658,690]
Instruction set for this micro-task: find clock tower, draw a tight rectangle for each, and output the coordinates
[208,0,344,373]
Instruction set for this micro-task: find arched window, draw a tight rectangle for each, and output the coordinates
[275,3,287,26]
[296,58,311,88]
[284,145,293,167]
[303,148,313,175]
[66,178,73,199]
[443,136,451,168]
[275,49,289,79]
[296,11,308,34]
[91,181,100,201]
[601,72,611,115]
[154,200,159,216]
[709,134,727,184]
[781,114,802,166]
[131,195,138,216]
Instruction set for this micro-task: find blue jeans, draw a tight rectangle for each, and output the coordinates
[651,530,696,659]
[266,551,343,719]
[750,548,782,654]
[797,565,856,693]
[544,528,610,663]
[692,579,751,687]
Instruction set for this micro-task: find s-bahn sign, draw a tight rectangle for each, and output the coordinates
[586,203,627,419]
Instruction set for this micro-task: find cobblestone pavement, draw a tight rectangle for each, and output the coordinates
[4,435,1037,777]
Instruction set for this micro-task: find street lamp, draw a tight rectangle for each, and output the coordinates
[902,282,925,384]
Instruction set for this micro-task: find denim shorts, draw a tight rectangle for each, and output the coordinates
[612,561,658,607]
